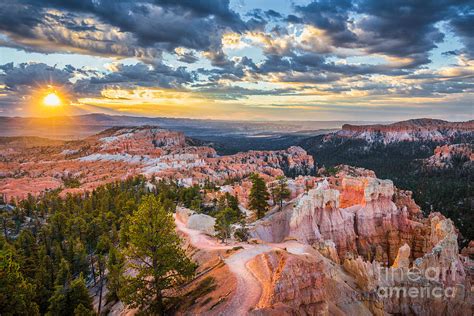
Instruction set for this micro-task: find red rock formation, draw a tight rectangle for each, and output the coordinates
[330,119,474,144]
[424,143,473,170]
[0,126,314,200]
[248,249,328,315]
[250,171,436,264]
[244,167,472,315]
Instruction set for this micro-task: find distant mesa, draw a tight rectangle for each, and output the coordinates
[335,118,473,144]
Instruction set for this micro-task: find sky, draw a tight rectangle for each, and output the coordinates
[0,0,473,121]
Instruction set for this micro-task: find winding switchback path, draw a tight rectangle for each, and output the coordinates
[174,214,271,315]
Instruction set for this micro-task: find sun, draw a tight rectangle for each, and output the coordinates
[43,92,61,107]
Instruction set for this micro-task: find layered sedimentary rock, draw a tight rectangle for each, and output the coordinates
[0,126,314,200]
[244,166,472,315]
[288,187,358,257]
[247,249,328,315]
[333,119,474,144]
[251,168,436,264]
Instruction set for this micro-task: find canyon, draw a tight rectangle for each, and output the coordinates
[0,126,314,201]
[1,121,472,315]
[169,166,472,315]
[299,118,474,245]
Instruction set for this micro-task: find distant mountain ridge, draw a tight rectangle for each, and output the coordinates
[334,118,473,144]
[0,113,354,140]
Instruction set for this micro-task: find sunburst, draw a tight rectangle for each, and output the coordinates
[43,92,62,107]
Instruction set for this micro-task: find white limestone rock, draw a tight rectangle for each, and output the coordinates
[187,213,216,235]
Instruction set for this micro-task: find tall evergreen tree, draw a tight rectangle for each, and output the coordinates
[214,207,241,243]
[120,195,196,315]
[106,247,124,304]
[48,274,93,316]
[248,173,270,219]
[0,248,39,315]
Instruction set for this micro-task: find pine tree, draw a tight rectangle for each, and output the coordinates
[248,173,270,219]
[0,248,39,315]
[214,207,236,243]
[270,176,291,209]
[119,195,196,315]
[73,303,95,316]
[106,247,124,304]
[48,274,93,316]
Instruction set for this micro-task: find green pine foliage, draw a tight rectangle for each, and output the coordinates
[248,173,270,219]
[0,247,40,315]
[301,137,474,244]
[119,195,197,315]
[0,176,203,315]
[212,193,243,242]
[270,175,291,209]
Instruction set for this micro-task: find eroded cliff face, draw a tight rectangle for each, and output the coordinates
[247,249,329,315]
[423,143,473,170]
[333,119,474,144]
[251,170,428,264]
[245,168,472,315]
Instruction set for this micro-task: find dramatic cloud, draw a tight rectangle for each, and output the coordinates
[293,0,472,67]
[0,0,472,119]
[0,62,73,90]
[450,10,474,58]
[0,0,247,63]
[294,0,356,46]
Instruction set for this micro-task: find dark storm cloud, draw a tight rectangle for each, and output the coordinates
[450,11,474,58]
[175,51,200,64]
[294,0,357,45]
[77,63,196,91]
[0,0,248,61]
[293,0,472,67]
[199,55,257,82]
[205,51,406,84]
[0,62,73,90]
[0,2,41,38]
[354,0,449,66]
[245,9,284,21]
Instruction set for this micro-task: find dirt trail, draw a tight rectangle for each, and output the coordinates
[174,214,230,250]
[174,214,272,315]
[174,213,313,315]
[224,245,272,315]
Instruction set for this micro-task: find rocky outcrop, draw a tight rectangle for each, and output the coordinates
[170,164,472,315]
[424,143,473,170]
[334,119,474,144]
[247,249,328,315]
[251,172,439,265]
[176,207,216,235]
[288,187,357,257]
[338,217,471,315]
[246,169,473,315]
[392,243,410,268]
[187,214,216,235]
